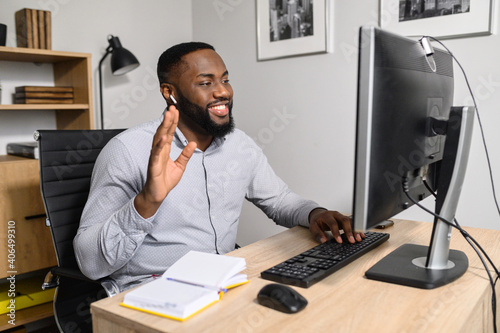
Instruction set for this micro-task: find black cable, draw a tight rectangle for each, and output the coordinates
[461,233,497,333]
[426,36,500,220]
[404,179,498,332]
[423,36,500,331]
[202,157,219,254]
[424,180,500,278]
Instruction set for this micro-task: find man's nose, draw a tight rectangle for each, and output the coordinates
[213,83,231,99]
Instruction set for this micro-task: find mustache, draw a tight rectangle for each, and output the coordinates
[207,98,231,108]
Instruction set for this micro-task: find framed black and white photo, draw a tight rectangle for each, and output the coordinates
[256,0,331,61]
[380,0,493,39]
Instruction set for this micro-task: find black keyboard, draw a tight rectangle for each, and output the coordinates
[260,231,390,288]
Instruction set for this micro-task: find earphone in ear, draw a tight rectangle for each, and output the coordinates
[170,95,177,105]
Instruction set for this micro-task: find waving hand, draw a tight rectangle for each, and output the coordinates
[134,106,197,218]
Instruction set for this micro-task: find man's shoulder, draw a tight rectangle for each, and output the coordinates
[100,117,160,158]
[226,128,256,145]
[223,128,264,156]
[117,118,160,141]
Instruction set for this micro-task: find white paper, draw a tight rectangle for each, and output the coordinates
[123,279,219,319]
[162,251,247,289]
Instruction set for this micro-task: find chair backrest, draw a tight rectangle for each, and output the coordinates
[36,129,124,269]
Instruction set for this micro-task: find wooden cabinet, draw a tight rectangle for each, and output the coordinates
[0,46,94,329]
[0,155,57,278]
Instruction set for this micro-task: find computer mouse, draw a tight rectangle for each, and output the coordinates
[257,283,308,314]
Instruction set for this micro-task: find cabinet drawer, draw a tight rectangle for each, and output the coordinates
[0,156,57,278]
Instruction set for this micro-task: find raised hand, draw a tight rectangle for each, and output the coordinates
[134,106,197,218]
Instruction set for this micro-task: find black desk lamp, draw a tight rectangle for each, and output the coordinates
[98,35,140,129]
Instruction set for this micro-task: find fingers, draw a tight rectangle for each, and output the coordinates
[150,106,180,165]
[309,220,329,244]
[333,213,365,243]
[165,105,179,143]
[175,141,197,169]
[153,105,179,149]
[323,212,346,243]
[337,213,357,243]
[310,211,366,244]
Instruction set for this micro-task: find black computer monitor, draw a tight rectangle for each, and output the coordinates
[352,26,475,289]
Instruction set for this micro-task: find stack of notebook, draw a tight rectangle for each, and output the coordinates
[121,251,249,321]
[14,86,74,104]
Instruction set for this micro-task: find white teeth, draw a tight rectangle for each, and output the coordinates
[210,105,225,110]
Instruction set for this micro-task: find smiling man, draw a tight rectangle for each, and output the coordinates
[74,42,362,292]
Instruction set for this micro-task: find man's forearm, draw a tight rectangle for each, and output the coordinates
[74,199,153,280]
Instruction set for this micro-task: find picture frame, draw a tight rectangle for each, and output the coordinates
[256,0,332,61]
[380,0,493,39]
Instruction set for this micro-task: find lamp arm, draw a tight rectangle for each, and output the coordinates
[98,47,112,129]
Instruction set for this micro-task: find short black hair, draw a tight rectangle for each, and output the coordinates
[157,42,215,85]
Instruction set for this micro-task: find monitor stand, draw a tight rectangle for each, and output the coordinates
[365,244,468,289]
[365,106,474,289]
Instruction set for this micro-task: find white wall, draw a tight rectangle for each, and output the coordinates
[2,1,499,247]
[0,0,193,153]
[191,0,500,246]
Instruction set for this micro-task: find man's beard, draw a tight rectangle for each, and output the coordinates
[176,93,235,138]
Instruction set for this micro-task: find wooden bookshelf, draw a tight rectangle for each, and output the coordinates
[0,46,94,129]
[0,46,95,329]
[0,104,89,110]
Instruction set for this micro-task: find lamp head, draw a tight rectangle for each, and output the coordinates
[107,35,140,75]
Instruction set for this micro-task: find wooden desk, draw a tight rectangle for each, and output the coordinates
[91,220,500,332]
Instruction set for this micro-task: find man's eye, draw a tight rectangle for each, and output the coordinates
[222,79,230,84]
[200,82,211,86]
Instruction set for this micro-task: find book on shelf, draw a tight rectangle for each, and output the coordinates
[38,10,45,49]
[14,98,74,104]
[14,86,74,104]
[15,86,74,93]
[6,142,39,159]
[15,8,52,49]
[31,8,38,49]
[121,250,249,321]
[45,10,52,49]
[15,8,33,48]
[15,92,74,99]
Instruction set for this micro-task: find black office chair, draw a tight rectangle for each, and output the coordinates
[36,129,125,333]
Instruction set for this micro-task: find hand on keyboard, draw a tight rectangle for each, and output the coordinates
[308,209,365,244]
[261,231,389,288]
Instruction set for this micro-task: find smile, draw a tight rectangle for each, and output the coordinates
[208,104,229,117]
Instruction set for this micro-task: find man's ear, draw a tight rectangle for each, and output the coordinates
[160,83,174,102]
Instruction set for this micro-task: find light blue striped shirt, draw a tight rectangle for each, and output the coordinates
[74,114,319,291]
